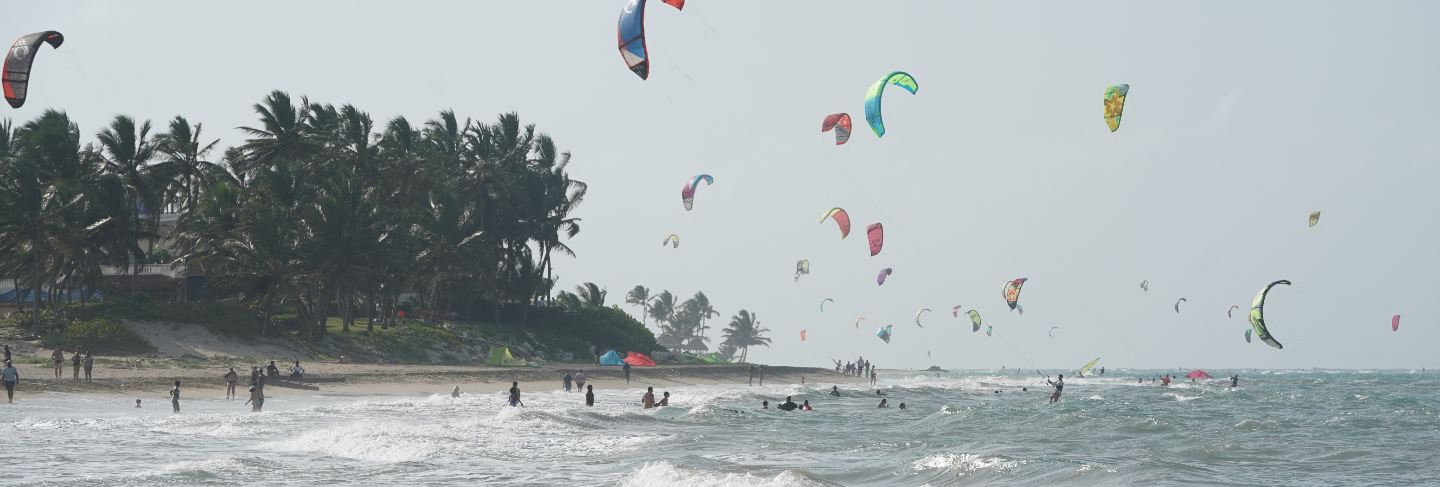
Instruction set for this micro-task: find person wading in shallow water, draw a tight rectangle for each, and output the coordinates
[169,381,182,413]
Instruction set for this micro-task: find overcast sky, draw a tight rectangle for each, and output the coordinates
[7,1,1439,370]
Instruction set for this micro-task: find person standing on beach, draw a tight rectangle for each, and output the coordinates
[563,371,573,392]
[51,347,63,378]
[758,365,765,386]
[71,349,81,379]
[169,381,181,413]
[575,370,587,390]
[748,365,756,386]
[508,381,522,407]
[224,367,239,400]
[3,345,10,363]
[641,387,655,409]
[585,384,595,406]
[2,361,18,403]
[622,362,632,385]
[82,351,93,381]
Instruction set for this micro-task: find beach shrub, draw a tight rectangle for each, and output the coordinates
[42,318,156,355]
[553,306,658,357]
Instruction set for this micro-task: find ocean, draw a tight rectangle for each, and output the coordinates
[4,369,1437,486]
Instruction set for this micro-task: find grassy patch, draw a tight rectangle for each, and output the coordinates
[41,318,156,355]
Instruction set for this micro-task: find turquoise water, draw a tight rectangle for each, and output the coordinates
[5,369,1438,486]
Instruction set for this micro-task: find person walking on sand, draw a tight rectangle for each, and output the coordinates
[641,387,655,409]
[749,365,756,386]
[623,362,632,386]
[585,384,595,406]
[224,367,238,400]
[71,349,81,379]
[51,347,63,378]
[169,381,182,413]
[82,351,93,381]
[563,371,573,392]
[508,381,522,407]
[2,361,18,403]
[575,370,587,390]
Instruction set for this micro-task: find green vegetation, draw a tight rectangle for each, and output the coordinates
[612,283,762,361]
[41,318,156,355]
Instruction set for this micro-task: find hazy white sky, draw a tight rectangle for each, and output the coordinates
[7,1,1439,370]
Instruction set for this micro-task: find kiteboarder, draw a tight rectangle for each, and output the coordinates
[1230,374,1239,388]
[1046,374,1064,403]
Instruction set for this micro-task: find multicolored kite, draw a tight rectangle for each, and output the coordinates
[1003,278,1027,311]
[617,0,683,80]
[864,71,918,137]
[967,310,982,332]
[1308,211,1321,227]
[821,113,852,145]
[876,324,893,344]
[680,174,713,211]
[4,31,64,109]
[794,259,811,282]
[1103,84,1128,132]
[821,208,851,239]
[866,223,884,256]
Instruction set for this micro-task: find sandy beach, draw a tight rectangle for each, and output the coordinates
[4,362,864,398]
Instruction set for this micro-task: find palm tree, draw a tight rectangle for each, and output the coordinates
[648,290,676,333]
[95,115,163,265]
[691,291,718,342]
[624,285,653,326]
[720,310,770,363]
[153,116,220,213]
[574,282,606,308]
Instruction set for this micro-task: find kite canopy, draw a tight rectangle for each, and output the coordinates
[680,174,713,211]
[617,0,682,80]
[914,308,931,328]
[1245,328,1253,343]
[1003,278,1027,310]
[1185,369,1213,380]
[821,208,851,239]
[1228,305,1240,319]
[794,259,811,281]
[875,268,893,286]
[1103,84,1129,132]
[821,113,853,145]
[1392,314,1400,332]
[662,234,680,248]
[854,316,865,329]
[820,298,834,312]
[952,305,962,317]
[967,310,982,332]
[1248,279,1291,349]
[623,352,657,366]
[598,349,625,366]
[486,346,528,367]
[1048,326,1059,339]
[1308,211,1321,227]
[864,71,919,137]
[800,329,807,342]
[1174,298,1187,314]
[1139,280,1149,292]
[3,31,64,109]
[876,324,893,343]
[866,223,884,256]
[985,325,993,337]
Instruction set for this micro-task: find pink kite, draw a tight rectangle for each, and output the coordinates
[623,352,657,366]
[867,223,884,256]
[1392,314,1400,332]
[821,113,852,145]
[1185,369,1212,379]
[876,268,893,286]
[800,329,807,341]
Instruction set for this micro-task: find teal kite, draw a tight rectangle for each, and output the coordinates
[864,71,919,137]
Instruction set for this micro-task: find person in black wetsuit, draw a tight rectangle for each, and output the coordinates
[777,396,798,411]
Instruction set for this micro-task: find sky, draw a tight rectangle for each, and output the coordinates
[6,1,1440,370]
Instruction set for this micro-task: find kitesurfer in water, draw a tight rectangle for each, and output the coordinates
[1230,374,1239,388]
[1046,374,1064,403]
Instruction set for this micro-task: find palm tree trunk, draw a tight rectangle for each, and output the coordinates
[29,239,41,336]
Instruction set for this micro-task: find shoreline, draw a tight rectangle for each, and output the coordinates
[3,363,865,398]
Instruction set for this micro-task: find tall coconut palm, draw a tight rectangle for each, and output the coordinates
[153,116,220,213]
[574,282,606,308]
[649,290,676,333]
[624,285,653,326]
[720,310,770,363]
[691,291,718,341]
[95,115,163,264]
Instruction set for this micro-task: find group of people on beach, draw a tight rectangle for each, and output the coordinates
[835,357,877,385]
[48,347,95,381]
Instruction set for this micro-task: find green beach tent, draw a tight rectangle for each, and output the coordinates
[487,346,527,367]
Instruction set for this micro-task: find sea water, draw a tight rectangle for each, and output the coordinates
[5,370,1438,486]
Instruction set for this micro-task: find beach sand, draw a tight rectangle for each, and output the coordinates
[6,362,863,398]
